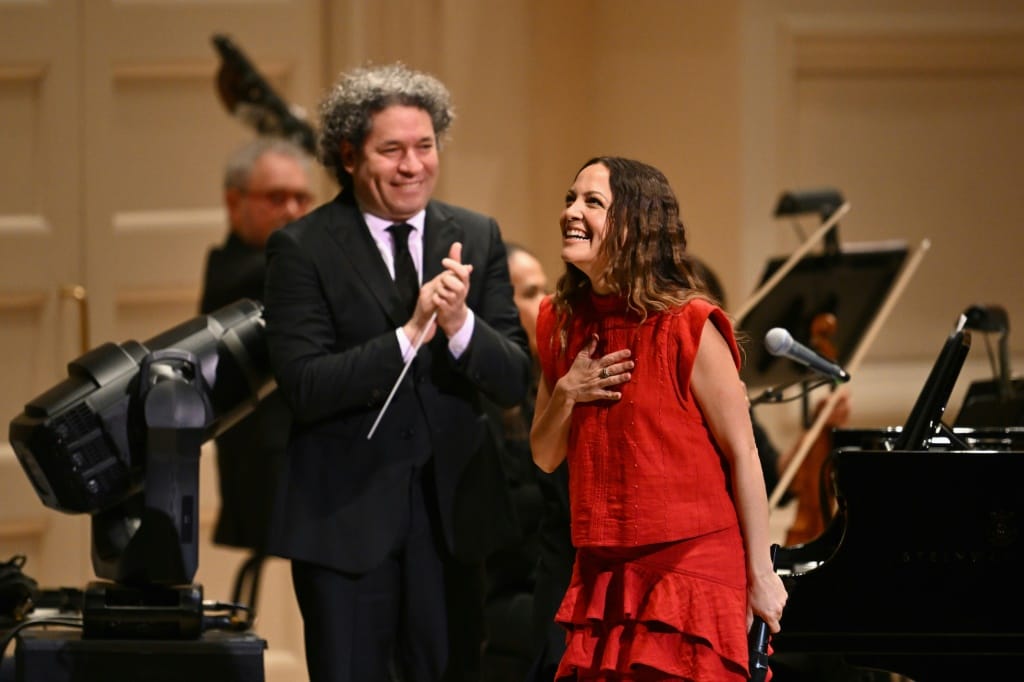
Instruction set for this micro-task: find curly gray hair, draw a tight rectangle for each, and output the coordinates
[318,63,455,191]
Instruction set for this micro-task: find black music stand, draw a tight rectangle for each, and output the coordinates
[955,378,1024,427]
[892,329,971,451]
[954,305,1024,428]
[738,241,909,390]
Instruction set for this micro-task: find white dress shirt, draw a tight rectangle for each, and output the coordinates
[362,210,474,360]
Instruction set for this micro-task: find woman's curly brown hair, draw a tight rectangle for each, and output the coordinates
[551,156,714,351]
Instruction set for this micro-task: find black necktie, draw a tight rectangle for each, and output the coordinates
[388,223,419,317]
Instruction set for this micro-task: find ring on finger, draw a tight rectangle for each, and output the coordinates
[599,368,609,379]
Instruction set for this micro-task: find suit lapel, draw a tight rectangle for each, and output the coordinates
[323,197,464,326]
[323,195,409,326]
[423,202,463,282]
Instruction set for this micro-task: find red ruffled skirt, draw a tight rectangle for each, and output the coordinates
[555,525,755,681]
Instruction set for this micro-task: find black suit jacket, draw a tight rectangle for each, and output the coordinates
[263,193,530,573]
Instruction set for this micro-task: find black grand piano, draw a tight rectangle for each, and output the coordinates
[772,325,1024,681]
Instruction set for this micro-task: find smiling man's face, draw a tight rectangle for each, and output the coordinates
[342,104,439,221]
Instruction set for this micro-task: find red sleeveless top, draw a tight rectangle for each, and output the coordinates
[536,293,742,548]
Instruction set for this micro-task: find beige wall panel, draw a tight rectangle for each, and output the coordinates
[792,73,1024,360]
[780,17,1024,436]
[0,1,82,391]
[0,529,44,573]
[111,208,225,279]
[326,0,442,75]
[589,2,745,286]
[432,2,534,243]
[0,0,89,590]
[111,71,247,212]
[114,292,204,345]
[81,0,324,344]
[0,72,43,216]
[0,2,320,678]
[0,298,51,436]
[0,446,49,532]
[0,443,92,587]
[753,5,1024,458]
[517,0,593,275]
[390,0,748,287]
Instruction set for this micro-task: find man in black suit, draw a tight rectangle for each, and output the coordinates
[262,63,531,682]
[199,137,313,605]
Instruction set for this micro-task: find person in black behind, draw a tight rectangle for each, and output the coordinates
[262,63,530,682]
[480,243,549,681]
[199,137,314,612]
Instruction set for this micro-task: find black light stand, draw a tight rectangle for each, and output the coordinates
[7,300,273,681]
[84,349,211,639]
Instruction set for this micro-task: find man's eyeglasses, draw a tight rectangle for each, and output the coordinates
[244,189,315,208]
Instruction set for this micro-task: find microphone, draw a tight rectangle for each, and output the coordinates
[748,544,780,682]
[764,327,851,383]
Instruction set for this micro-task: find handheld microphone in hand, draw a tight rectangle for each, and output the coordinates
[748,544,780,682]
[764,327,851,383]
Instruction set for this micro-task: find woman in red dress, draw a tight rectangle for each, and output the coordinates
[531,157,787,681]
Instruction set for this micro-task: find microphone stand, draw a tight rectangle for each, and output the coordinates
[749,376,832,408]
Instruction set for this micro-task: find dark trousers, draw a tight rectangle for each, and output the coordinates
[290,464,483,682]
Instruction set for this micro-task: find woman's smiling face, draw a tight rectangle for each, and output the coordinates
[560,162,612,289]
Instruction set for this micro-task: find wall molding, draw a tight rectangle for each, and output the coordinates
[112,59,291,82]
[112,207,225,234]
[0,289,46,312]
[783,12,1024,77]
[0,63,45,83]
[0,445,50,539]
[116,286,199,307]
[0,215,50,235]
